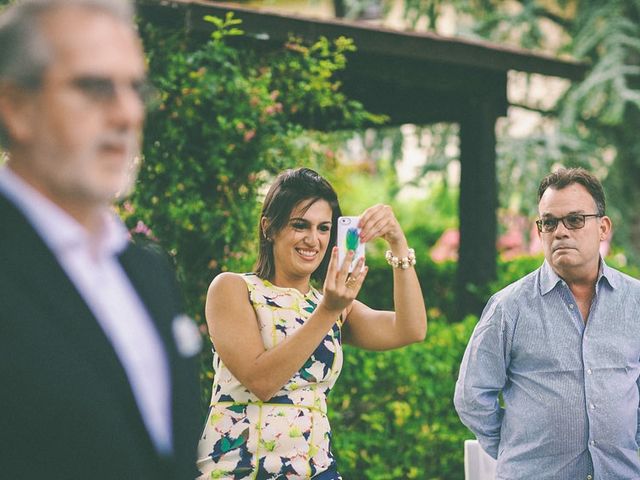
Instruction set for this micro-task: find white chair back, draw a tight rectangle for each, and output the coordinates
[464,439,497,480]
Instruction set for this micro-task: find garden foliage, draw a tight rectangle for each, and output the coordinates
[124,12,639,478]
[124,13,381,324]
[329,316,478,480]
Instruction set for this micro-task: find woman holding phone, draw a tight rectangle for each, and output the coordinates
[196,167,427,479]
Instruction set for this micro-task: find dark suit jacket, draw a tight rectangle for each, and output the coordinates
[0,192,202,480]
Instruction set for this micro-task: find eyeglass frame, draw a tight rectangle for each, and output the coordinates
[66,75,159,109]
[535,213,603,233]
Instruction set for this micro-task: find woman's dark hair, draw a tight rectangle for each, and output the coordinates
[254,168,342,283]
[538,167,606,215]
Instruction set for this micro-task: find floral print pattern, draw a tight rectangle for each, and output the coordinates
[197,274,343,479]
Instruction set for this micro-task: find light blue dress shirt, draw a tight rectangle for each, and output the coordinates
[454,260,640,480]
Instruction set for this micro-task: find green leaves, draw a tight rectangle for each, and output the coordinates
[328,316,478,479]
[271,35,386,130]
[204,12,244,43]
[131,14,384,307]
[564,3,640,126]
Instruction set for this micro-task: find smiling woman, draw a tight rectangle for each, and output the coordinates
[196,167,428,479]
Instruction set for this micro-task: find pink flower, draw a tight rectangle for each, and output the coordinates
[430,228,459,262]
[133,220,151,236]
[243,129,256,142]
[131,220,158,241]
[122,201,135,214]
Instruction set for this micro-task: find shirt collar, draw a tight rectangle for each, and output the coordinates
[539,257,617,295]
[540,260,564,296]
[598,259,617,290]
[0,165,128,258]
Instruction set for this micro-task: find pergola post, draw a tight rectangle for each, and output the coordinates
[456,96,500,318]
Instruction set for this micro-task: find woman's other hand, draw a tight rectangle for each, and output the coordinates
[340,204,427,350]
[358,204,408,252]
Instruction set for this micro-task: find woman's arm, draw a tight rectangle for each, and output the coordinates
[342,204,427,350]
[205,248,367,401]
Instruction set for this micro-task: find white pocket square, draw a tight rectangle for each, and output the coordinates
[172,314,202,357]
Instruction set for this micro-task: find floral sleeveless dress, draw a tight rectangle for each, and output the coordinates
[196,273,344,479]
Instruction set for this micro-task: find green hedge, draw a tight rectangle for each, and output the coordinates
[329,316,477,480]
[356,251,457,319]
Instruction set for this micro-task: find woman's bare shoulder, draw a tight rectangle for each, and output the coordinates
[207,272,250,297]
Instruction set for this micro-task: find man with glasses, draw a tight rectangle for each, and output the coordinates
[0,1,201,479]
[455,168,640,479]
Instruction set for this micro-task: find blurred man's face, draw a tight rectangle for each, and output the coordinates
[11,7,146,208]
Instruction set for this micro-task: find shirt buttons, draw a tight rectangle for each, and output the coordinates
[569,304,575,309]
[590,403,596,410]
[587,475,593,480]
[590,440,596,447]
[587,369,593,375]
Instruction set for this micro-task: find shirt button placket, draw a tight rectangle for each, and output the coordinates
[583,324,598,465]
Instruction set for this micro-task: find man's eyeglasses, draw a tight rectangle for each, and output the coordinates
[535,214,602,233]
[69,75,159,108]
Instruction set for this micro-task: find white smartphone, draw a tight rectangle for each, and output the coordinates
[337,216,365,273]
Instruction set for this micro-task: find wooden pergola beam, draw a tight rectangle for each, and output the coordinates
[139,0,586,81]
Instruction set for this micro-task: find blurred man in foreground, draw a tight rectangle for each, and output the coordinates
[0,1,201,478]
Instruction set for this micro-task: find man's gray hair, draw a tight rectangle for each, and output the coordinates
[0,0,135,146]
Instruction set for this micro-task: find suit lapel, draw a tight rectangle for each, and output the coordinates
[118,246,175,347]
[119,245,202,478]
[118,243,183,475]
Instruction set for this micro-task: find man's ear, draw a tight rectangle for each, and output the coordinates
[0,83,38,145]
[599,215,612,241]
